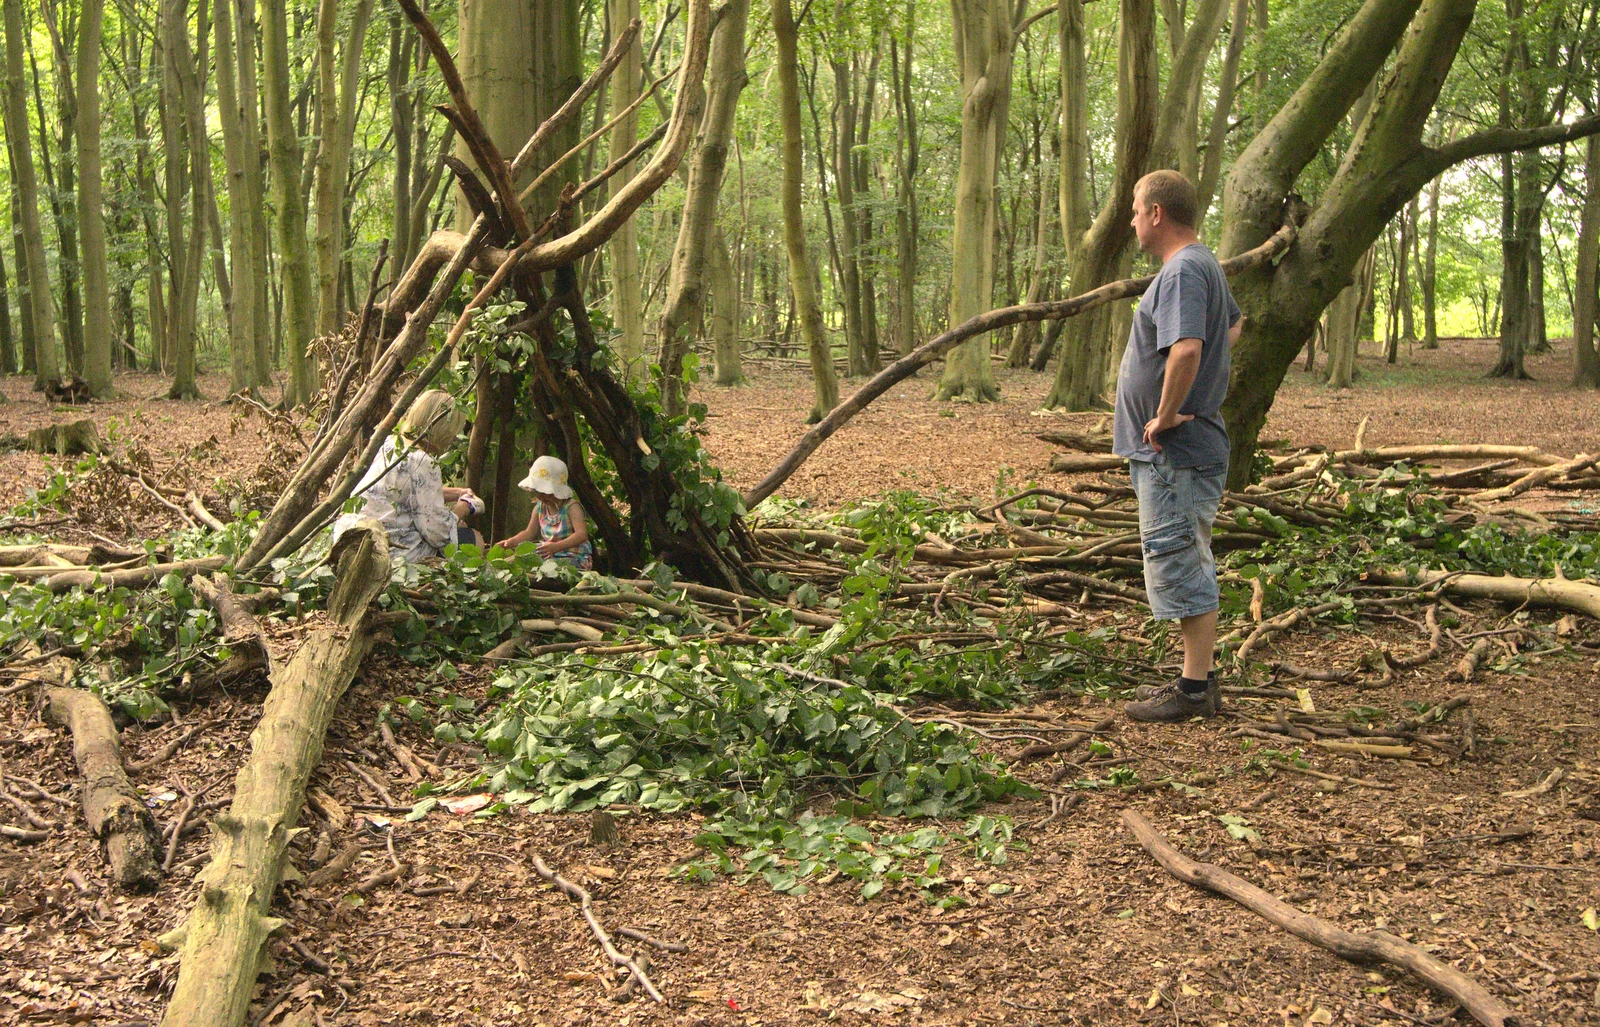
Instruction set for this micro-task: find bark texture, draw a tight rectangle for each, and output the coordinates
[158,526,390,1027]
[773,0,839,422]
[23,650,161,893]
[77,0,111,396]
[3,0,60,389]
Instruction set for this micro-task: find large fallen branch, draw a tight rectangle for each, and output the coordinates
[1371,568,1600,620]
[1122,810,1519,1027]
[158,525,391,1027]
[742,217,1299,508]
[19,647,161,892]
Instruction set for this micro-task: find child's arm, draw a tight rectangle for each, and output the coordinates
[536,503,588,556]
[495,507,539,549]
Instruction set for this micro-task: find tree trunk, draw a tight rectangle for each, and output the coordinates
[215,0,259,396]
[3,0,60,390]
[1422,172,1440,349]
[1398,195,1416,343]
[773,0,838,423]
[936,0,1018,402]
[157,528,390,1027]
[313,0,376,341]
[709,222,742,384]
[1008,143,1054,367]
[77,0,110,396]
[606,0,645,378]
[1325,245,1373,388]
[33,27,84,379]
[1045,0,1157,410]
[1526,216,1548,354]
[163,0,208,401]
[1196,0,1249,222]
[263,0,318,405]
[890,0,919,356]
[853,40,882,373]
[0,223,13,374]
[9,189,33,375]
[831,37,867,376]
[1573,132,1600,388]
[657,0,748,413]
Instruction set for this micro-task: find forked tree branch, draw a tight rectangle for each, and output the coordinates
[741,218,1300,509]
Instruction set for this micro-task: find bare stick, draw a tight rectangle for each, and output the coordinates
[1122,810,1519,1027]
[742,217,1299,508]
[530,853,665,1003]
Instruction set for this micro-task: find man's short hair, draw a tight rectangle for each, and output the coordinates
[1136,170,1200,229]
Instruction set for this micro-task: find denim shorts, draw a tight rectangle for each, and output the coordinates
[1129,457,1226,620]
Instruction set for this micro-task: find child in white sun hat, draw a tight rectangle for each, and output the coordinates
[496,455,594,570]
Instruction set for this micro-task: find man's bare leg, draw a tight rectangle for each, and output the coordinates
[1179,609,1217,681]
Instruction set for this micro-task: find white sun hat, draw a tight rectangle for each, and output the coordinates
[517,455,574,499]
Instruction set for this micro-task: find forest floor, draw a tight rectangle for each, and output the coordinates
[1,336,1598,1027]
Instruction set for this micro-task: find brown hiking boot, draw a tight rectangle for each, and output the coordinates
[1125,679,1220,723]
[1133,673,1220,715]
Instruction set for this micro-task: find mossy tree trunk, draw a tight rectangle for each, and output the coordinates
[1218,0,1600,489]
[936,0,1017,403]
[77,0,111,397]
[263,0,319,405]
[157,527,391,1027]
[606,0,646,378]
[3,0,60,391]
[313,0,376,340]
[658,0,749,412]
[773,0,838,422]
[1573,131,1600,389]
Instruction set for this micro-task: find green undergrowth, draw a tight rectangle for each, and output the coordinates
[5,467,1596,899]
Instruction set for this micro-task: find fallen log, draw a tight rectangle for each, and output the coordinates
[18,647,160,892]
[1048,453,1127,474]
[1036,429,1114,453]
[1466,452,1597,503]
[1371,568,1600,621]
[1122,810,1519,1027]
[157,525,391,1027]
[192,574,273,675]
[0,556,229,592]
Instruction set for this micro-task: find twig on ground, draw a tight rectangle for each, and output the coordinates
[530,852,665,1003]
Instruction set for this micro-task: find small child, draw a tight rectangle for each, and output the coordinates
[496,456,594,570]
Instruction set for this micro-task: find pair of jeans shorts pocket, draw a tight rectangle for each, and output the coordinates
[1142,523,1195,558]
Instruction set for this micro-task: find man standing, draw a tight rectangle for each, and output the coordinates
[1115,170,1240,723]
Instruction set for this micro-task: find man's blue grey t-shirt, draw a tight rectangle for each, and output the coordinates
[1112,242,1240,468]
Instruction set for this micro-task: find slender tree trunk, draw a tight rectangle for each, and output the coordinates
[854,39,881,373]
[0,226,11,374]
[1197,0,1249,223]
[1398,197,1416,343]
[313,0,375,341]
[1045,0,1158,410]
[937,0,1018,402]
[657,0,748,412]
[773,0,838,423]
[33,21,85,379]
[387,12,415,275]
[3,0,60,390]
[1007,134,1053,367]
[215,0,265,396]
[831,42,865,375]
[890,0,919,357]
[708,222,741,384]
[1422,173,1440,349]
[1573,131,1600,388]
[263,0,318,404]
[607,0,645,378]
[75,0,110,396]
[10,189,34,375]
[162,0,209,401]
[1526,218,1548,354]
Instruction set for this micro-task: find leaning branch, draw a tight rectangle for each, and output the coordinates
[1122,810,1519,1027]
[742,218,1298,508]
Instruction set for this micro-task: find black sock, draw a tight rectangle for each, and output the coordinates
[1179,675,1209,695]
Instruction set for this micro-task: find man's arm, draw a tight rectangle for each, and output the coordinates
[1142,338,1202,452]
[1228,320,1242,344]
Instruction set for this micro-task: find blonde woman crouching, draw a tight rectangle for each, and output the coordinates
[333,390,484,562]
